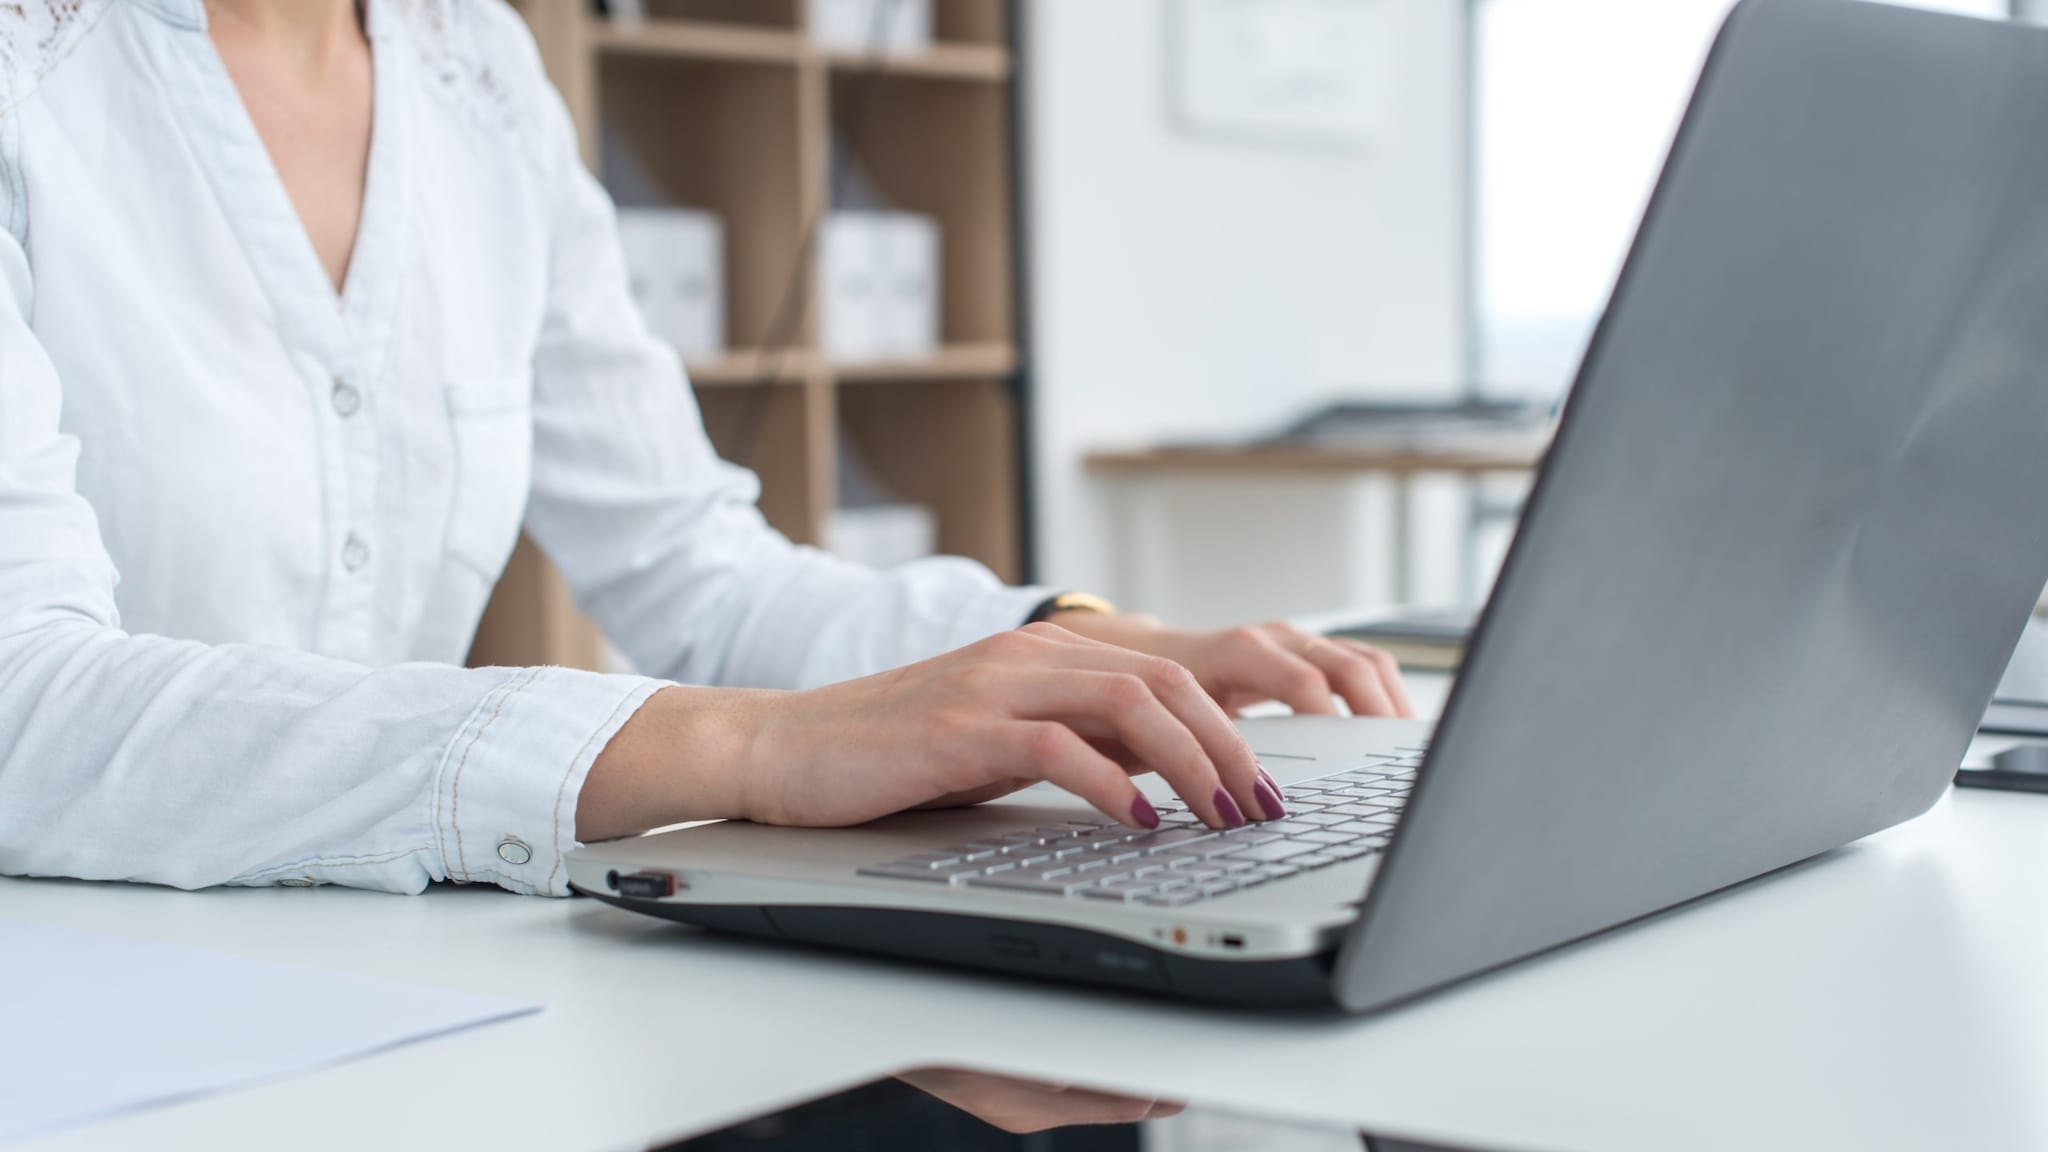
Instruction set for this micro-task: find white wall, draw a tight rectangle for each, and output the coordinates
[1022,0,1470,601]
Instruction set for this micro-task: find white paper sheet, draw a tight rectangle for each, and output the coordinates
[0,917,539,1145]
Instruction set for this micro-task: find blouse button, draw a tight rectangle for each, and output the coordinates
[331,378,362,418]
[496,837,534,866]
[341,533,371,572]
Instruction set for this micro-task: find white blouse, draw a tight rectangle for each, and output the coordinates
[0,0,1043,895]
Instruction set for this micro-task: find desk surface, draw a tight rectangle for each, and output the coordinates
[9,697,2048,1152]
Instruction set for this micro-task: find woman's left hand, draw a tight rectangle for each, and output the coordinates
[1047,613,1417,720]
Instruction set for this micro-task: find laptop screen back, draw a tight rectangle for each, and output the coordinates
[1338,0,2048,1012]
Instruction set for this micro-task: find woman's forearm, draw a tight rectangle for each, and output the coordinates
[577,686,781,842]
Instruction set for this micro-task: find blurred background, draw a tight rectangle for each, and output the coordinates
[478,0,2047,671]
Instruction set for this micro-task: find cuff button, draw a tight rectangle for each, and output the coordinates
[496,837,534,866]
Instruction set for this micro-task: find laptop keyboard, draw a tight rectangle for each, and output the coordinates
[856,748,1426,909]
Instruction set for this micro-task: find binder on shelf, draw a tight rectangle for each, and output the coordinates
[821,211,942,362]
[809,0,933,54]
[825,504,939,570]
[616,207,726,362]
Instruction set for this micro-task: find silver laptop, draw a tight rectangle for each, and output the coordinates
[570,0,2048,1012]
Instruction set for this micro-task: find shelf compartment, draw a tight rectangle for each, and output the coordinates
[934,0,1010,45]
[591,19,805,65]
[839,377,1020,581]
[823,42,1010,82]
[695,382,830,544]
[829,71,1015,347]
[634,0,800,29]
[600,56,808,352]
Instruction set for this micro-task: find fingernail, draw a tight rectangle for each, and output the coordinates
[1212,787,1247,829]
[1131,794,1161,830]
[1252,772,1288,821]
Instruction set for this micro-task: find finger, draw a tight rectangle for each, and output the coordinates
[1338,638,1418,718]
[1009,672,1244,829]
[1301,636,1399,718]
[993,721,1163,829]
[1228,628,1342,717]
[1014,623,1266,823]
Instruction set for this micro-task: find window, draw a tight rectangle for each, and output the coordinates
[1471,0,2020,403]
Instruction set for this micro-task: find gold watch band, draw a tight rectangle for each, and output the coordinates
[1026,592,1117,625]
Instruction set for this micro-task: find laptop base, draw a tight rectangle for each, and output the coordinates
[575,887,1342,1009]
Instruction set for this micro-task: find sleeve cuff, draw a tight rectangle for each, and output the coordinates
[946,584,1056,652]
[432,666,666,896]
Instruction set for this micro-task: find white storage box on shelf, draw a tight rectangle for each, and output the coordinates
[820,211,941,362]
[824,504,939,570]
[808,0,932,53]
[878,213,940,356]
[615,207,726,362]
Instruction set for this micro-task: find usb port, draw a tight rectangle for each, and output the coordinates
[612,871,676,899]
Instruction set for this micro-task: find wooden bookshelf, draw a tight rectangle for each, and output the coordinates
[471,0,1026,672]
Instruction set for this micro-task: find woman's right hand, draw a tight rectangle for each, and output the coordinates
[576,622,1285,842]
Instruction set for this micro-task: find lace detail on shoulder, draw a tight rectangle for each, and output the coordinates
[0,0,111,244]
[389,0,548,174]
[0,0,113,116]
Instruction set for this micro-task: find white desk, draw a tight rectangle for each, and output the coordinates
[8,686,2048,1152]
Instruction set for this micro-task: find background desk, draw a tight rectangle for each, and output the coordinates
[1087,443,1544,625]
[8,678,2047,1152]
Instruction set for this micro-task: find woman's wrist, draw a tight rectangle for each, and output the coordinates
[576,685,781,841]
[1041,609,1172,652]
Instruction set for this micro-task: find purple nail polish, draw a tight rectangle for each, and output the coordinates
[1131,794,1161,830]
[1212,787,1247,829]
[1252,773,1288,821]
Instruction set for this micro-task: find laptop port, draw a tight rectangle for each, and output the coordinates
[612,871,677,900]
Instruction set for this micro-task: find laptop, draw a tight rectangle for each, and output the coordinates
[571,0,2048,1012]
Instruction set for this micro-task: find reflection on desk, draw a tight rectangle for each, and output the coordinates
[660,1066,1493,1151]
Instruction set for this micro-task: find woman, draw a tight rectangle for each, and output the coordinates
[0,0,1411,895]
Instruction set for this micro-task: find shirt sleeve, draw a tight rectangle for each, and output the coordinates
[515,46,1046,691]
[0,218,664,896]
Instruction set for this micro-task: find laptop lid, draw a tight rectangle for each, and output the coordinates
[1337,0,2048,1012]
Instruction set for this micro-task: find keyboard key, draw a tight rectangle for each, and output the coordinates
[1292,852,1339,868]
[1255,863,1303,881]
[1295,831,1355,846]
[1083,884,1152,903]
[1128,828,1216,852]
[1257,819,1330,837]
[1220,841,1322,863]
[1289,812,1351,827]
[967,872,1086,895]
[1220,831,1281,846]
[1199,880,1241,898]
[1330,819,1397,836]
[1326,843,1381,861]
